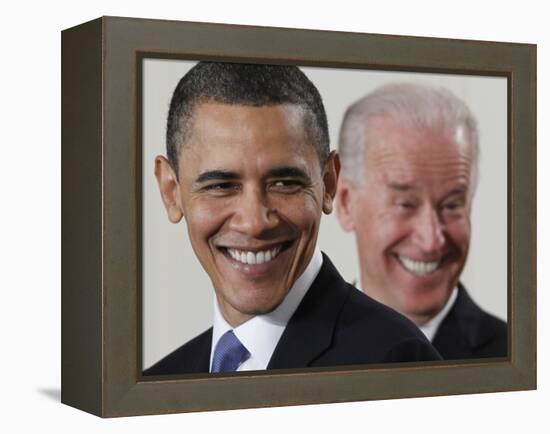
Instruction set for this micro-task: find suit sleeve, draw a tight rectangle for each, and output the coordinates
[383,337,442,363]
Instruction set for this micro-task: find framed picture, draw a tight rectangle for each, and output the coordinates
[61,16,536,417]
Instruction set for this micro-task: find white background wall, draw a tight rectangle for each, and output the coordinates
[142,60,508,368]
[1,1,546,433]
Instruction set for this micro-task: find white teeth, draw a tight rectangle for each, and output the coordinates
[227,246,282,265]
[398,255,440,275]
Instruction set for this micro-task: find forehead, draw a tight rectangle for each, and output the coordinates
[178,102,316,176]
[364,116,474,186]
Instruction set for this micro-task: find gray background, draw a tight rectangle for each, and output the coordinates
[142,59,507,369]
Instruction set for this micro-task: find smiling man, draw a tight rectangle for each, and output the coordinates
[144,63,440,376]
[336,82,507,360]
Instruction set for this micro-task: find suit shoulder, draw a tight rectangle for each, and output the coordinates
[332,285,441,363]
[478,308,507,334]
[143,328,212,376]
[457,286,508,356]
[434,286,507,359]
[341,285,424,337]
[472,308,508,357]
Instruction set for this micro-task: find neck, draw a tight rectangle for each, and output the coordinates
[359,279,435,327]
[406,312,434,327]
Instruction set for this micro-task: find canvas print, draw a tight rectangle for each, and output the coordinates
[140,59,508,375]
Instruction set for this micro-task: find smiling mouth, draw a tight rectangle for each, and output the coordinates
[219,241,293,265]
[397,254,441,276]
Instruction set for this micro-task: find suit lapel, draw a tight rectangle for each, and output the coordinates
[433,284,479,358]
[432,314,473,358]
[267,254,350,370]
[194,330,212,373]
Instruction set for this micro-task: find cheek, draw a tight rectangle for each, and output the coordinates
[271,194,321,230]
[185,201,229,244]
[354,211,409,258]
[446,219,471,252]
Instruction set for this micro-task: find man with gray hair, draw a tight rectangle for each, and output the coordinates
[335,82,507,360]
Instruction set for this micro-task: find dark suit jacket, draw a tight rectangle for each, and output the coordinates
[144,254,441,375]
[432,284,507,360]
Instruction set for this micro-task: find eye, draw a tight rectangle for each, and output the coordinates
[396,201,415,210]
[269,179,304,193]
[441,198,465,213]
[443,202,459,210]
[202,182,240,194]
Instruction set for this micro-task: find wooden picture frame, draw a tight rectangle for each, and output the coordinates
[61,16,536,417]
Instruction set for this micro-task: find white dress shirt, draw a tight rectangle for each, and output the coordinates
[209,248,323,372]
[418,286,459,342]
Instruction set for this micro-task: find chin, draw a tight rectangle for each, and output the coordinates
[233,304,278,318]
[232,294,286,317]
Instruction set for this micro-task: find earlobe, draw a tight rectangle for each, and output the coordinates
[335,177,355,232]
[154,155,184,223]
[322,151,340,214]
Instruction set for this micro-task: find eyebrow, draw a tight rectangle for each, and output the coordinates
[387,183,469,197]
[194,170,239,185]
[445,186,469,197]
[388,182,415,192]
[193,166,312,186]
[267,166,311,181]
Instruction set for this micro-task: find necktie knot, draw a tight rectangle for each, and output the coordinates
[211,330,250,373]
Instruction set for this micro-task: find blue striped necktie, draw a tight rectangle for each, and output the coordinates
[211,330,250,373]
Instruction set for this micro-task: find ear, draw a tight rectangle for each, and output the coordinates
[321,151,340,214]
[335,175,356,232]
[154,155,184,223]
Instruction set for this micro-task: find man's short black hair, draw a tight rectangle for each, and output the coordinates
[166,61,330,172]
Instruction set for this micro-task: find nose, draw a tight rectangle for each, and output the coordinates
[411,206,446,254]
[229,186,278,237]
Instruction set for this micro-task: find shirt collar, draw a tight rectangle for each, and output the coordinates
[210,248,323,371]
[418,286,459,342]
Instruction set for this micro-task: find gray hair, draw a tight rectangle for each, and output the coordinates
[338,82,479,188]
